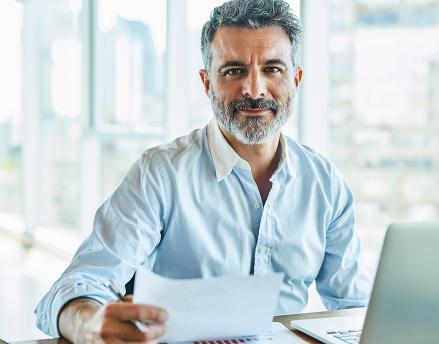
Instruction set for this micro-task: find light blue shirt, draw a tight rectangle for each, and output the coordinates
[35,119,371,336]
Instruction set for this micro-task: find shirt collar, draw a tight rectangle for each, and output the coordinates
[206,118,297,182]
[276,133,298,181]
[207,119,248,181]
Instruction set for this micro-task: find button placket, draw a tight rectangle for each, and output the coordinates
[254,197,277,275]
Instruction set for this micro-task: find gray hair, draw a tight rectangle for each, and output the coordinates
[201,0,302,72]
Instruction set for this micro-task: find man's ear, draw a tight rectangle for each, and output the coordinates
[199,69,210,96]
[295,67,303,89]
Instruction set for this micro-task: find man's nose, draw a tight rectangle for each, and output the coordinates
[241,70,267,99]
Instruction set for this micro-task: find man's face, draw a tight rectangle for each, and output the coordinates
[200,26,302,145]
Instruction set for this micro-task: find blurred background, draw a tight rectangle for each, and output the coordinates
[0,0,438,341]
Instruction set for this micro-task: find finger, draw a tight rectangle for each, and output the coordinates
[141,322,167,341]
[127,322,166,342]
[100,318,166,342]
[99,318,149,342]
[123,295,133,302]
[105,303,168,323]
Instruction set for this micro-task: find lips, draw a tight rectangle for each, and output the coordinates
[238,108,271,116]
[231,98,278,116]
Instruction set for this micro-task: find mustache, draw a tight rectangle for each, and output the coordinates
[230,98,279,114]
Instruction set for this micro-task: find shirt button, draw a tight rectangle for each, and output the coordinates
[253,202,261,209]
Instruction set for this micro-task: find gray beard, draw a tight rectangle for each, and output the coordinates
[209,90,292,145]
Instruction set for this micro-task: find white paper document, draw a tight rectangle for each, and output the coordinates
[133,269,283,342]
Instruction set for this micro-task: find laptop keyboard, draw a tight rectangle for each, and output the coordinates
[326,329,362,344]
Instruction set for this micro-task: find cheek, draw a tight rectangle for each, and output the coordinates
[213,88,236,107]
[215,79,243,97]
[271,78,294,103]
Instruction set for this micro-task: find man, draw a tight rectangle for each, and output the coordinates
[36,0,371,342]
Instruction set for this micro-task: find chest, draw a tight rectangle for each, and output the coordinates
[154,173,328,280]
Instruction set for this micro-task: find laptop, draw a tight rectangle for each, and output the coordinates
[291,222,439,344]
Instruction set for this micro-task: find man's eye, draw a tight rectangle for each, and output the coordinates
[265,66,281,73]
[225,68,242,76]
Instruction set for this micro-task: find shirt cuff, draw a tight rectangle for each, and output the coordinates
[321,294,369,310]
[35,277,115,337]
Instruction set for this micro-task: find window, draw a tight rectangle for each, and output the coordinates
[18,0,84,248]
[0,0,24,231]
[0,0,168,253]
[94,0,167,220]
[95,1,166,132]
[0,1,23,232]
[328,0,439,270]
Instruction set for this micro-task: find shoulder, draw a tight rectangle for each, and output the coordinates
[284,136,351,198]
[284,136,354,217]
[139,126,208,169]
[284,136,335,178]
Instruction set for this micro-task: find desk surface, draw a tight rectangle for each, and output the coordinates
[12,308,366,344]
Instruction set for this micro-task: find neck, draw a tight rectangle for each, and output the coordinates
[219,127,281,179]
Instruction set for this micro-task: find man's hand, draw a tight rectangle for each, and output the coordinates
[59,296,168,343]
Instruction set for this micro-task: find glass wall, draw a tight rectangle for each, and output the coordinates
[0,1,24,232]
[94,0,167,207]
[95,1,166,131]
[328,0,439,269]
[0,0,168,254]
[39,0,83,231]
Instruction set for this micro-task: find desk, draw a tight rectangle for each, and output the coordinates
[12,308,366,344]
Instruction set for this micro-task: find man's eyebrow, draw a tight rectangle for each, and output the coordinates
[217,61,246,72]
[264,59,288,68]
[217,59,289,72]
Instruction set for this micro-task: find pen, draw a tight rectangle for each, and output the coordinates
[108,279,150,333]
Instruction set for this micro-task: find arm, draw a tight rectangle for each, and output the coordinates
[315,167,372,309]
[35,152,170,338]
[58,297,167,343]
[59,298,100,342]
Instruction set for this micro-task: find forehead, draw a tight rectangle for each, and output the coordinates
[210,26,292,65]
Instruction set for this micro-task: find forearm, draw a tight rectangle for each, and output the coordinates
[58,298,101,342]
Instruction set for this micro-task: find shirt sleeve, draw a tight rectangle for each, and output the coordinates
[34,152,168,336]
[315,166,372,310]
